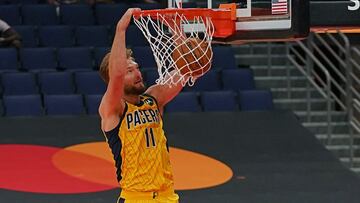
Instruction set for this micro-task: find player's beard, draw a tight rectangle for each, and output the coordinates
[124,83,146,95]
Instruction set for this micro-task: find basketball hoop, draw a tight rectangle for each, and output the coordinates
[133,8,235,86]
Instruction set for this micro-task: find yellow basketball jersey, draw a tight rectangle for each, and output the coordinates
[104,94,174,192]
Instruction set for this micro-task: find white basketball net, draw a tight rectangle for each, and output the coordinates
[133,12,214,86]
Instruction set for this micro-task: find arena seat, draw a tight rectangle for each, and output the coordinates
[239,90,274,111]
[132,46,157,69]
[166,92,201,112]
[95,3,128,26]
[58,47,93,71]
[212,46,237,69]
[185,70,221,92]
[0,5,21,25]
[75,26,110,47]
[74,71,106,95]
[44,94,85,115]
[60,4,95,26]
[201,90,238,112]
[0,48,18,72]
[39,25,74,48]
[84,94,102,115]
[38,72,75,95]
[13,26,37,47]
[1,72,38,95]
[21,5,58,25]
[20,47,57,71]
[3,94,43,116]
[222,69,255,91]
[94,47,110,68]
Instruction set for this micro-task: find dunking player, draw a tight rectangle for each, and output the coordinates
[98,8,202,203]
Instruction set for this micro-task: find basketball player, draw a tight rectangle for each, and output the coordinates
[98,8,191,203]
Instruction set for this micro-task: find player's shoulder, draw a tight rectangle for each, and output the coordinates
[142,93,159,106]
[99,94,127,121]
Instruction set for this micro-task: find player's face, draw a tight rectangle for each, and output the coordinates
[124,58,146,95]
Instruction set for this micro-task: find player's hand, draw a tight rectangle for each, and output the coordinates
[116,8,141,32]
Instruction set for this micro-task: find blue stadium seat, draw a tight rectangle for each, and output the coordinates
[144,69,158,87]
[16,0,40,4]
[185,70,221,92]
[1,0,40,4]
[39,26,74,48]
[132,3,163,10]
[94,47,110,68]
[0,48,18,72]
[13,26,37,47]
[132,46,157,69]
[44,94,85,115]
[38,72,75,95]
[20,48,57,71]
[21,5,58,25]
[58,47,93,71]
[75,26,110,47]
[238,90,274,111]
[60,4,95,26]
[1,72,38,95]
[182,2,197,8]
[201,91,238,112]
[85,94,102,115]
[3,95,43,116]
[0,5,21,25]
[166,92,201,112]
[95,3,128,26]
[126,25,149,47]
[212,46,237,69]
[222,69,255,91]
[74,71,106,95]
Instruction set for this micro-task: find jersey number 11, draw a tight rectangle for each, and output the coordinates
[145,128,156,148]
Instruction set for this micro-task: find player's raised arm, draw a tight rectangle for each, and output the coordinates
[144,21,187,111]
[99,8,140,131]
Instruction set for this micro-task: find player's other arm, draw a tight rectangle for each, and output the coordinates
[145,26,197,111]
[99,8,139,132]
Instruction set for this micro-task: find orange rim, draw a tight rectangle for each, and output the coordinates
[133,8,236,38]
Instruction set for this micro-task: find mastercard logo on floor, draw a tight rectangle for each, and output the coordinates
[0,142,233,194]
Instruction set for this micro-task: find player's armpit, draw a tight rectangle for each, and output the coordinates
[99,92,125,132]
[145,70,183,109]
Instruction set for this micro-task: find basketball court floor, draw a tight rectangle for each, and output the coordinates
[1,111,360,203]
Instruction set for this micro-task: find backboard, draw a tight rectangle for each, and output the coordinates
[168,0,310,44]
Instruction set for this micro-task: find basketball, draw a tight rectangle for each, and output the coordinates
[171,38,212,78]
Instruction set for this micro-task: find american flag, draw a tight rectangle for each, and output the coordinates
[271,0,288,15]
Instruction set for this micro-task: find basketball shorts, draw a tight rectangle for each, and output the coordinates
[117,188,179,203]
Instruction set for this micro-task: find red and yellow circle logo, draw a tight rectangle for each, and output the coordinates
[0,142,233,194]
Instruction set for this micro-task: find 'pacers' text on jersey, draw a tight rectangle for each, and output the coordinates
[104,94,174,192]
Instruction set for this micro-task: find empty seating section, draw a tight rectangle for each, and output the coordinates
[75,26,110,47]
[44,94,84,115]
[85,94,102,115]
[0,48,18,72]
[0,0,40,4]
[0,5,21,25]
[58,47,93,70]
[0,2,274,116]
[239,90,274,111]
[95,3,128,26]
[38,72,74,94]
[94,47,110,68]
[126,25,148,47]
[1,72,38,95]
[201,91,238,112]
[60,5,95,26]
[12,26,37,47]
[21,5,58,25]
[222,69,255,91]
[132,3,163,10]
[212,46,237,69]
[132,47,157,68]
[185,70,221,92]
[74,71,106,95]
[144,69,158,87]
[20,48,57,71]
[3,95,43,116]
[39,26,74,47]
[166,92,201,112]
